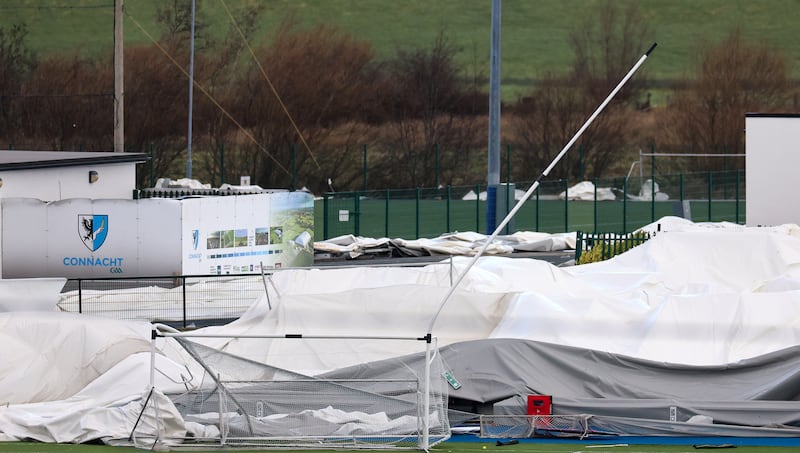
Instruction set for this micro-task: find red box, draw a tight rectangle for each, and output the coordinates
[527,395,552,416]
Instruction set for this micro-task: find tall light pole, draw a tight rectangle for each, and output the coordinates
[486,0,501,232]
[186,0,196,179]
[113,0,124,153]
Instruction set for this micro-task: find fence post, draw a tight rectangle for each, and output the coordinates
[563,179,569,232]
[149,143,155,188]
[506,144,511,183]
[735,170,741,224]
[446,185,452,233]
[385,188,390,238]
[354,191,361,237]
[650,143,656,223]
[220,143,225,186]
[363,144,368,191]
[323,193,329,240]
[434,144,440,189]
[291,144,297,191]
[182,276,187,329]
[593,177,598,233]
[707,171,713,221]
[535,184,540,232]
[475,183,481,232]
[622,178,628,233]
[680,173,685,217]
[415,188,421,239]
[78,279,83,314]
[575,231,583,263]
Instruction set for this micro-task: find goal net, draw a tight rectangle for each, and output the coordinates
[479,414,592,439]
[132,333,451,450]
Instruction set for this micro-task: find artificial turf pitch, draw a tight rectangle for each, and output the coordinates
[0,441,798,453]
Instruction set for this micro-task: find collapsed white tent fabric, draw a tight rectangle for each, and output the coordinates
[559,180,616,201]
[0,278,65,312]
[3,217,800,443]
[315,230,576,258]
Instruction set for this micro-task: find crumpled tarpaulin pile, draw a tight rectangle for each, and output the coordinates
[314,230,576,259]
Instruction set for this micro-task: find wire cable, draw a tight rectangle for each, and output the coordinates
[219,0,321,171]
[124,8,291,176]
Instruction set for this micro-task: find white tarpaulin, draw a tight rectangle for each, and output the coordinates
[315,230,576,258]
[3,217,800,443]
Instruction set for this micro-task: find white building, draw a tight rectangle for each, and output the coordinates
[745,113,800,227]
[0,151,315,278]
[0,150,148,200]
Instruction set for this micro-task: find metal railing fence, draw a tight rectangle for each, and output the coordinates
[574,231,653,264]
[59,274,266,328]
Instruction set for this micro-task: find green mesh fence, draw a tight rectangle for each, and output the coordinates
[317,170,745,240]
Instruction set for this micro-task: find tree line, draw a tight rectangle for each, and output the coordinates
[0,1,795,193]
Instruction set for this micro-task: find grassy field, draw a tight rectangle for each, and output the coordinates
[1,440,798,453]
[0,0,799,100]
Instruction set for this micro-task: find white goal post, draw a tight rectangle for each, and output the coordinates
[130,327,451,450]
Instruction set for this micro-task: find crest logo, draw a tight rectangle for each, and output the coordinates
[192,229,199,250]
[78,214,109,252]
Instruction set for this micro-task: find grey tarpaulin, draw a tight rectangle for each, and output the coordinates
[322,338,800,436]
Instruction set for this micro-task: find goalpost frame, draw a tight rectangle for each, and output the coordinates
[139,325,442,451]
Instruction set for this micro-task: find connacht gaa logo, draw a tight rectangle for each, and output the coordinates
[78,214,109,252]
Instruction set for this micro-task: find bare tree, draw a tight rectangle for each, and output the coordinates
[124,44,190,185]
[509,74,630,181]
[510,0,649,181]
[234,22,378,193]
[193,1,265,187]
[16,54,111,151]
[570,0,651,105]
[0,23,37,145]
[155,0,212,49]
[372,32,486,188]
[666,29,791,170]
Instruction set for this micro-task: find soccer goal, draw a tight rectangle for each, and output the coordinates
[479,414,592,439]
[131,328,451,450]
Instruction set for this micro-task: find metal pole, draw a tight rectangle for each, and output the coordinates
[428,42,657,334]
[385,188,390,237]
[415,187,421,239]
[486,0,502,232]
[563,178,568,232]
[185,0,196,179]
[735,170,740,223]
[149,143,154,187]
[113,0,124,153]
[181,276,187,329]
[446,185,452,233]
[323,194,329,240]
[434,143,440,188]
[220,143,225,185]
[475,183,481,231]
[291,144,297,191]
[363,144,368,191]
[593,177,597,232]
[651,143,655,223]
[623,178,627,233]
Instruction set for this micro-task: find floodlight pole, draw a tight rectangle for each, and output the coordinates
[486,0,502,232]
[186,0,196,179]
[426,43,657,335]
[113,0,124,153]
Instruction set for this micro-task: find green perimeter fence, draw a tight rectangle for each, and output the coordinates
[317,170,745,240]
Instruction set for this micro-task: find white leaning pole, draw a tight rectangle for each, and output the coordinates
[426,43,657,335]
